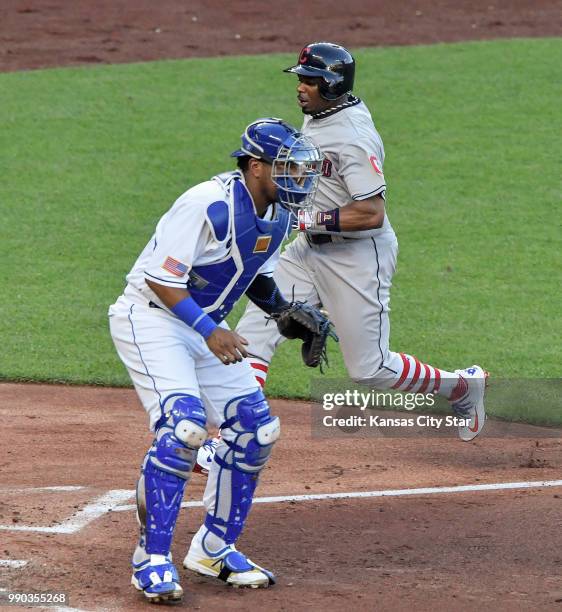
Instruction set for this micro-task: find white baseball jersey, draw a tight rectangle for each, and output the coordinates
[109,171,285,430]
[121,172,282,312]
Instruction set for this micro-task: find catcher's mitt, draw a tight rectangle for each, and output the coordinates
[271,302,338,370]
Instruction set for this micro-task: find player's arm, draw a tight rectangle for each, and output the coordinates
[245,274,290,315]
[145,279,248,364]
[299,140,387,232]
[297,194,385,232]
[334,194,385,231]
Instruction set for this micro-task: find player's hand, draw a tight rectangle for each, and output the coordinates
[206,328,249,365]
[297,209,314,230]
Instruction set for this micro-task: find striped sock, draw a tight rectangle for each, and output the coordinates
[391,353,461,399]
[249,358,269,388]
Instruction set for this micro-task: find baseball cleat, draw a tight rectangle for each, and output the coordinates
[451,365,489,442]
[183,543,275,588]
[193,437,219,475]
[132,554,183,603]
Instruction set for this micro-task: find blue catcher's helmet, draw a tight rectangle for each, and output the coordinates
[231,118,323,212]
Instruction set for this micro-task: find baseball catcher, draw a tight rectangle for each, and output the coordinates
[109,118,327,602]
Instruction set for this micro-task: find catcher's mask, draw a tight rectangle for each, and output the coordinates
[284,42,355,101]
[231,117,323,213]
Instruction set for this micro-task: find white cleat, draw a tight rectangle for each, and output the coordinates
[193,437,220,475]
[183,542,275,588]
[451,365,489,442]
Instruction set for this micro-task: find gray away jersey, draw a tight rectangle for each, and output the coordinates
[302,99,394,239]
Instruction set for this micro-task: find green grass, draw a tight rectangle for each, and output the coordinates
[1,39,560,424]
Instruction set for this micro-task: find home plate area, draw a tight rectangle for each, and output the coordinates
[0,385,561,610]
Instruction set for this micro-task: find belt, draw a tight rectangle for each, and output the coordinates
[305,233,355,245]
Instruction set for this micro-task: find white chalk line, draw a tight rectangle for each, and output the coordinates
[112,478,562,512]
[0,559,28,568]
[0,480,560,534]
[49,607,93,612]
[2,486,85,494]
[0,490,133,534]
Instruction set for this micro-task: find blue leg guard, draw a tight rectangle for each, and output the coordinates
[137,395,207,556]
[132,556,183,601]
[204,389,280,545]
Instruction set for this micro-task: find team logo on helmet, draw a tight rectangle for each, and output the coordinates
[299,47,311,64]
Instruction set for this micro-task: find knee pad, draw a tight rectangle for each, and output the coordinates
[220,389,281,473]
[150,395,208,478]
[137,395,207,556]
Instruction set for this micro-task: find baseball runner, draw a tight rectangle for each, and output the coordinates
[236,43,488,440]
[108,118,330,603]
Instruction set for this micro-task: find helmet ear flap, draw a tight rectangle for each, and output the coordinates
[318,75,344,101]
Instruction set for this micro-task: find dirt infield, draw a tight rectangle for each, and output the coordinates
[1,383,561,611]
[1,0,562,72]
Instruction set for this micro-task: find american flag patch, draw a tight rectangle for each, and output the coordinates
[162,256,188,277]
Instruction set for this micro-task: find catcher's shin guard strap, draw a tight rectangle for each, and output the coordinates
[215,551,276,585]
[214,551,254,582]
[132,557,181,594]
[206,390,280,544]
[140,395,208,555]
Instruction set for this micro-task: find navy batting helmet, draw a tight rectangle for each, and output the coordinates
[231,118,323,212]
[284,42,355,101]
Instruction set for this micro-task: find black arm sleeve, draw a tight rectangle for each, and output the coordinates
[245,274,290,315]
